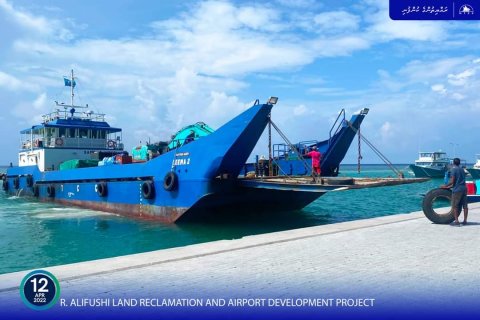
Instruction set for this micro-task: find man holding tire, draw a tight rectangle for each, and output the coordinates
[441,158,468,226]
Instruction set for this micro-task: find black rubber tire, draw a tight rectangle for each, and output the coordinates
[96,182,108,197]
[26,175,34,187]
[13,177,20,189]
[2,179,8,191]
[422,188,454,224]
[33,184,39,197]
[47,184,55,198]
[163,172,178,191]
[323,177,354,185]
[142,181,155,199]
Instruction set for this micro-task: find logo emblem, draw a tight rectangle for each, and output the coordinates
[20,270,61,310]
[459,4,474,15]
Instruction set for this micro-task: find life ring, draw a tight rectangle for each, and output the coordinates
[26,175,34,187]
[55,137,64,146]
[47,184,55,198]
[163,172,178,191]
[96,182,108,197]
[33,184,39,197]
[2,179,8,191]
[107,140,117,148]
[141,181,155,199]
[13,177,20,189]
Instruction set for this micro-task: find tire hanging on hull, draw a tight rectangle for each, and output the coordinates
[163,172,178,191]
[142,181,155,199]
[47,184,55,198]
[96,182,108,197]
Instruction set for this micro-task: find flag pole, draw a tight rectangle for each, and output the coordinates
[71,69,74,108]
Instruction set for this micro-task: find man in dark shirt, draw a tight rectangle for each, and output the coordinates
[441,158,468,225]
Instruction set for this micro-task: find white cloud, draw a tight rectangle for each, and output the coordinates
[0,0,73,41]
[380,121,393,140]
[431,84,447,94]
[451,93,465,101]
[293,104,309,116]
[33,93,47,110]
[314,11,360,33]
[0,71,38,92]
[448,68,476,86]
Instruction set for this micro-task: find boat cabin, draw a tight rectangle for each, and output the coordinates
[19,105,123,171]
[414,151,450,167]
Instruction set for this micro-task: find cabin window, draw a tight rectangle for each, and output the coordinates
[79,128,88,138]
[68,128,76,138]
[59,128,66,137]
[98,130,106,139]
[91,129,98,139]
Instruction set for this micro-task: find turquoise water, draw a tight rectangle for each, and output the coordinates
[0,164,442,275]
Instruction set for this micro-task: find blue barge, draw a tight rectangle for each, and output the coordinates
[3,95,279,222]
[1,73,430,223]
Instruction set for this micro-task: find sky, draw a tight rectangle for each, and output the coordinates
[0,0,479,165]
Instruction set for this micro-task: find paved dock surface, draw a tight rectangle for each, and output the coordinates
[1,204,479,319]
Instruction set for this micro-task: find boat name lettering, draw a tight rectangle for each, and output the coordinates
[172,158,190,166]
[175,152,190,157]
[67,192,75,198]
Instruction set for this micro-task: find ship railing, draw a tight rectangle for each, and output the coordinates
[42,109,106,123]
[328,109,345,146]
[41,137,123,150]
[272,141,319,160]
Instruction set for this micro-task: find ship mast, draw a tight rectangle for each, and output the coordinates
[71,69,75,108]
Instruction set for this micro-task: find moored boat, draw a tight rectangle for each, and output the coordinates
[409,151,451,178]
[467,154,480,179]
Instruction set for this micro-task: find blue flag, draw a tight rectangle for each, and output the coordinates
[63,77,76,87]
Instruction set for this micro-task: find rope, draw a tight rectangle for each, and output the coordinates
[347,121,403,177]
[357,126,362,173]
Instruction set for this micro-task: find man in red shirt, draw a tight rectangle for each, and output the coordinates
[305,145,322,182]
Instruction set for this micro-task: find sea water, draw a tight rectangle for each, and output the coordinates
[0,164,442,274]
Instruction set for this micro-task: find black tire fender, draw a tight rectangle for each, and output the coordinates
[96,182,108,197]
[13,177,20,189]
[33,184,40,197]
[142,181,155,199]
[163,172,178,191]
[26,175,34,187]
[422,188,454,224]
[47,184,55,198]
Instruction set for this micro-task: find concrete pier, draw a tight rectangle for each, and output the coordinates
[1,204,479,319]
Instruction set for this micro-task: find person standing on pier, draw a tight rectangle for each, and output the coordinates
[305,145,322,183]
[441,158,468,226]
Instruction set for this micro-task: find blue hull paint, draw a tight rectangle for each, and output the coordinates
[182,179,328,222]
[4,102,275,222]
